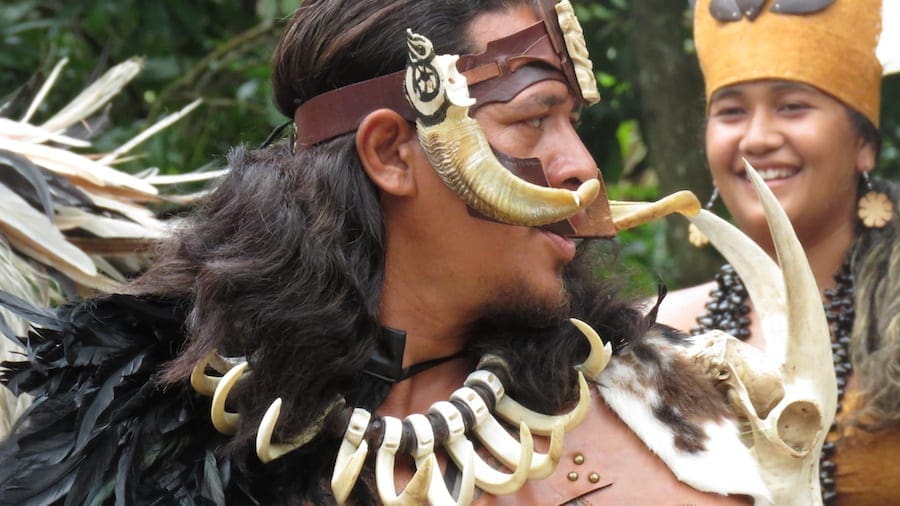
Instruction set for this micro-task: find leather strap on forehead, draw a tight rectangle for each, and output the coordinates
[294,18,579,149]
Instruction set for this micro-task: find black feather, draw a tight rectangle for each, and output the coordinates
[0,149,55,222]
[0,294,265,505]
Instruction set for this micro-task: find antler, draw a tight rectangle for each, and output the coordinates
[686,160,836,505]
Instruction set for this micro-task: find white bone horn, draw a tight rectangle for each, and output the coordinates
[405,30,601,228]
[256,397,345,463]
[376,416,433,506]
[432,401,530,495]
[332,409,372,504]
[495,372,591,435]
[451,384,560,479]
[406,414,473,506]
[570,318,613,379]
[190,352,243,396]
[210,362,248,435]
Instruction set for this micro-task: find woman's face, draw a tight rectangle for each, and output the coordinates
[705,80,876,248]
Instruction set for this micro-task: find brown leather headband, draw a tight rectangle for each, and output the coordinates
[293,20,575,150]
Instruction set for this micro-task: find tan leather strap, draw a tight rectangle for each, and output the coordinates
[294,19,575,149]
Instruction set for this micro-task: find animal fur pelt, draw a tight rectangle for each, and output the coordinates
[595,324,768,501]
[0,292,766,504]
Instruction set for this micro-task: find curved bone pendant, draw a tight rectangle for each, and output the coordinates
[404,29,601,227]
[376,416,435,505]
[190,319,611,505]
[570,317,613,379]
[210,362,249,435]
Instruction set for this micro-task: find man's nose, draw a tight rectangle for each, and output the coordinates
[543,121,599,190]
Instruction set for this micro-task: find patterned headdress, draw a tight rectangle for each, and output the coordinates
[693,0,899,126]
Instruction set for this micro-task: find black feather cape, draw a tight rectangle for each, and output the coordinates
[0,293,266,506]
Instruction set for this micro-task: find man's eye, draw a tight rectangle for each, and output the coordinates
[524,117,543,129]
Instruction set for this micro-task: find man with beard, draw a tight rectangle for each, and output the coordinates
[0,1,765,504]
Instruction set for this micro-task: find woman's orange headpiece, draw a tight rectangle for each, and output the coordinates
[693,0,898,126]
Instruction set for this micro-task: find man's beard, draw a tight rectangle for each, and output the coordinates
[477,273,572,330]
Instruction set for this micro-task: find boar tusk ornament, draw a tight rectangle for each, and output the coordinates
[684,160,837,505]
[403,29,601,227]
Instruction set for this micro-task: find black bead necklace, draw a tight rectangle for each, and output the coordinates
[691,260,855,505]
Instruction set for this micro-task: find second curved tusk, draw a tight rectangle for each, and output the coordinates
[257,397,345,463]
[494,372,591,435]
[376,416,433,506]
[210,362,248,435]
[332,408,372,504]
[452,386,561,479]
[432,400,530,495]
[571,318,613,379]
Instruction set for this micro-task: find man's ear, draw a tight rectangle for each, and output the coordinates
[356,109,419,197]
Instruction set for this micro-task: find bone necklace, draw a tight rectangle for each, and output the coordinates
[693,260,854,505]
[190,318,611,505]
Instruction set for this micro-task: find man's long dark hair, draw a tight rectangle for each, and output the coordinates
[129,0,648,502]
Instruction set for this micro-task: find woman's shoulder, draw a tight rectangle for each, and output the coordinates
[654,281,717,334]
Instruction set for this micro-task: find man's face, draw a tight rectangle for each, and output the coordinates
[405,5,598,323]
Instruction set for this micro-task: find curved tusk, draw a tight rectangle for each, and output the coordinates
[376,416,432,506]
[191,353,220,396]
[405,29,600,227]
[451,386,560,479]
[609,190,702,231]
[257,397,345,463]
[406,414,472,506]
[191,353,247,396]
[419,118,601,227]
[210,362,248,435]
[432,401,530,495]
[570,318,613,379]
[332,408,372,504]
[743,159,832,386]
[466,366,588,434]
[494,372,591,435]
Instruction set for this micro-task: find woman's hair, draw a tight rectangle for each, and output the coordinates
[123,1,646,502]
[850,177,900,429]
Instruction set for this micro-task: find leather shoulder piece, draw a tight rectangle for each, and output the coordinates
[0,293,257,505]
[594,324,770,502]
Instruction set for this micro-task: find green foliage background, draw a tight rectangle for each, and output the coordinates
[2,0,898,293]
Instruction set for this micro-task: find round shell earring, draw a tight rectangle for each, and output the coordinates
[857,171,893,229]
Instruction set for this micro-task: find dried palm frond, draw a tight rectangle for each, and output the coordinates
[0,57,223,437]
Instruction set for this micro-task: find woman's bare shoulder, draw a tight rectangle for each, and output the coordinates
[653,281,717,333]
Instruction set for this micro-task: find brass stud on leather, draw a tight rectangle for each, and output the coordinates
[588,472,601,484]
[567,471,579,482]
[573,453,585,465]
